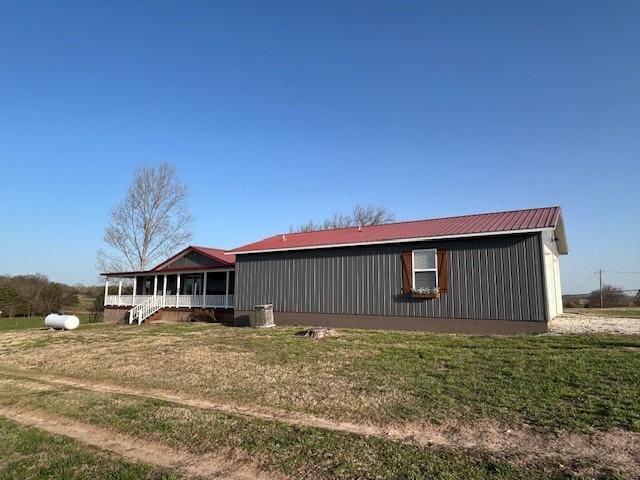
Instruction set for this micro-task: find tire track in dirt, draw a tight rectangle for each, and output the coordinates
[0,368,397,443]
[2,368,639,474]
[0,405,279,480]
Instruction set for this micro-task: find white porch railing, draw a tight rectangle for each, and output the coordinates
[105,295,151,306]
[129,296,164,325]
[106,294,234,309]
[206,294,228,307]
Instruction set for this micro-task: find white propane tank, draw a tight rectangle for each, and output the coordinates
[44,314,80,330]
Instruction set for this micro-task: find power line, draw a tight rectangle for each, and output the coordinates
[603,270,640,275]
[565,272,597,294]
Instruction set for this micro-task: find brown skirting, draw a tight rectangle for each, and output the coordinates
[103,306,234,325]
[233,310,547,334]
[151,308,234,324]
[103,307,129,324]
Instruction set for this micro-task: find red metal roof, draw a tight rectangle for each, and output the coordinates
[101,245,235,276]
[229,207,563,254]
[195,247,235,265]
[151,245,234,270]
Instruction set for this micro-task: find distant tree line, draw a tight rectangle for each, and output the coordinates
[563,284,640,308]
[0,274,99,318]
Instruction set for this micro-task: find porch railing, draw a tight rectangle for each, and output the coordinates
[105,294,234,308]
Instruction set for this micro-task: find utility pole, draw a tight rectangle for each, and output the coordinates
[599,269,603,309]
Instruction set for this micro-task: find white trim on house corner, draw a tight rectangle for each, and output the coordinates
[228,227,556,255]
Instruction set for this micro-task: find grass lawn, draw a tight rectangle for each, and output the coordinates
[0,323,638,433]
[0,317,44,331]
[0,416,180,479]
[0,376,624,480]
[0,324,637,478]
[566,307,640,319]
[0,315,102,332]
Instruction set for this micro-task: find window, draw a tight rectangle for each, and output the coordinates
[412,249,437,290]
[143,277,154,295]
[205,272,227,295]
[156,276,164,294]
[228,271,235,295]
[165,275,177,295]
[181,274,203,295]
[136,276,154,295]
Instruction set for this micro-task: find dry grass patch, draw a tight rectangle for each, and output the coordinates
[0,376,632,479]
[0,325,401,421]
[0,323,638,434]
[566,308,640,319]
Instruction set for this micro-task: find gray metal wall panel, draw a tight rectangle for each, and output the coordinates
[235,233,546,321]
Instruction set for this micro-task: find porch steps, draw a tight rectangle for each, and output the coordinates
[128,296,164,325]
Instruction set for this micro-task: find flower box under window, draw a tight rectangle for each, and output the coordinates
[411,287,440,299]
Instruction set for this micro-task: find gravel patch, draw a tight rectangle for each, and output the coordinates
[550,313,640,335]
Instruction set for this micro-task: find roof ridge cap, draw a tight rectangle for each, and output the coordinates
[275,206,560,237]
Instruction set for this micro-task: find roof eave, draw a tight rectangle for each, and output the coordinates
[229,227,557,255]
[101,270,150,277]
[100,264,235,277]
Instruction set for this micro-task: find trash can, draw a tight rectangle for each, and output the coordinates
[252,304,275,328]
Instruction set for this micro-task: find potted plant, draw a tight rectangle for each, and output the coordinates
[411,286,440,299]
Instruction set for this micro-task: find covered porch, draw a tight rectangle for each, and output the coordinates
[104,269,234,309]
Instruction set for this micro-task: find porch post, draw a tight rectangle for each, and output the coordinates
[225,271,230,308]
[118,279,122,306]
[154,275,158,298]
[163,274,167,307]
[132,276,137,306]
[104,278,109,306]
[202,272,208,308]
[176,274,181,307]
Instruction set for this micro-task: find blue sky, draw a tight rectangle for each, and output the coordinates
[0,1,638,292]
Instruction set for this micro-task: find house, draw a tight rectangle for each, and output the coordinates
[102,206,568,334]
[102,246,235,324]
[228,206,568,334]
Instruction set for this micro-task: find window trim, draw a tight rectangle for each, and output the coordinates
[412,248,438,290]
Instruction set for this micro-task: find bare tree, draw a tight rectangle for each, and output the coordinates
[587,285,630,308]
[351,204,395,227]
[291,204,395,233]
[97,163,193,272]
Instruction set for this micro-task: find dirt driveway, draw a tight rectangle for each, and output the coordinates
[550,312,640,335]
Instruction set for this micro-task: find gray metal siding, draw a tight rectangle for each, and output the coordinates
[235,233,546,321]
